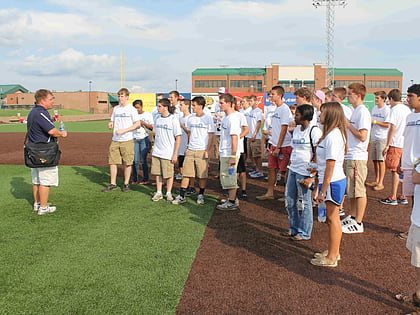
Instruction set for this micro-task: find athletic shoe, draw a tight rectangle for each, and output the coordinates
[396,231,408,240]
[339,208,346,216]
[38,206,56,215]
[172,195,186,204]
[380,196,398,206]
[102,184,118,192]
[185,187,197,197]
[122,184,130,192]
[313,250,341,261]
[216,200,238,211]
[310,256,338,267]
[250,171,265,178]
[341,215,354,226]
[398,195,409,205]
[152,192,163,201]
[33,202,40,212]
[166,192,174,202]
[342,221,364,234]
[175,173,183,180]
[248,170,258,176]
[197,194,205,204]
[237,191,248,201]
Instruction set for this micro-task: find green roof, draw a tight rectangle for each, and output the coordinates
[0,84,29,98]
[108,94,118,103]
[334,68,402,76]
[192,68,266,76]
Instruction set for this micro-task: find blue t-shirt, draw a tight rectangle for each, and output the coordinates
[27,105,56,143]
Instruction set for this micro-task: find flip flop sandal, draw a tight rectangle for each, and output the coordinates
[395,293,420,307]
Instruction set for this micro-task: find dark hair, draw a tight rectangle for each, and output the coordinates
[271,85,285,97]
[181,98,191,106]
[388,89,402,102]
[374,91,387,100]
[159,98,175,114]
[296,104,314,121]
[192,96,206,107]
[250,95,257,101]
[169,90,180,98]
[133,99,143,106]
[35,89,53,103]
[408,84,420,96]
[219,93,235,105]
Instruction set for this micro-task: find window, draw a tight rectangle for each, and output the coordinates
[230,80,262,90]
[334,80,363,87]
[368,81,400,89]
[195,80,226,88]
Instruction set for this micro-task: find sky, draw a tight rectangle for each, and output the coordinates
[1,0,419,94]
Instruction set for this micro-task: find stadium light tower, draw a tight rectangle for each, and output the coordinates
[313,0,347,88]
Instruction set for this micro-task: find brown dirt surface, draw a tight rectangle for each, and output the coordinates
[2,132,418,314]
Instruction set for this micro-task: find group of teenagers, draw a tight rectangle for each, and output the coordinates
[101,83,420,271]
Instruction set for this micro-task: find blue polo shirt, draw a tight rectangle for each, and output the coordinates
[27,105,56,143]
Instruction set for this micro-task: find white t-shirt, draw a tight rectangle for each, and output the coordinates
[152,114,182,160]
[187,113,215,151]
[179,113,192,156]
[111,104,140,142]
[316,128,346,184]
[345,104,371,160]
[151,107,160,123]
[401,112,420,170]
[134,111,153,140]
[411,128,420,227]
[264,105,276,120]
[270,104,293,147]
[386,103,412,148]
[371,105,390,141]
[290,125,322,176]
[236,111,248,154]
[246,107,262,140]
[341,104,353,120]
[219,112,242,158]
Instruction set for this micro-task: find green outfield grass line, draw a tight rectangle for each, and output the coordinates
[0,109,91,117]
[0,121,113,133]
[0,165,215,314]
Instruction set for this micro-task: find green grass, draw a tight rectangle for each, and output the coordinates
[0,165,215,314]
[0,109,91,117]
[0,121,112,133]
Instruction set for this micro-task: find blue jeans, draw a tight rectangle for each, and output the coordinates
[285,170,313,240]
[131,137,150,182]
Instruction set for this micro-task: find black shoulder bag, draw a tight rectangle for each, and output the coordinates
[24,110,61,168]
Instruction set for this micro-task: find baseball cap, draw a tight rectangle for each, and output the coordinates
[218,87,228,94]
[314,90,326,103]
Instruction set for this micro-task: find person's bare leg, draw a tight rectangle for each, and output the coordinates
[123,165,132,185]
[228,188,237,201]
[326,202,342,261]
[391,171,399,199]
[255,156,263,173]
[198,178,206,190]
[39,185,51,208]
[355,197,367,223]
[166,176,174,193]
[110,164,118,185]
[156,175,163,192]
[33,184,40,204]
[180,177,190,189]
[378,161,386,187]
[260,168,276,197]
[373,160,379,184]
[239,172,246,190]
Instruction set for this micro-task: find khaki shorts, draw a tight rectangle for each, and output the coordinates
[109,140,135,165]
[182,149,209,178]
[151,156,175,179]
[31,166,59,186]
[247,138,262,159]
[407,223,420,267]
[344,159,367,198]
[385,146,402,172]
[370,139,387,161]
[213,136,220,159]
[220,156,239,190]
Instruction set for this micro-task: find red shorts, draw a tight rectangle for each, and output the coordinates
[385,146,402,172]
[267,146,292,171]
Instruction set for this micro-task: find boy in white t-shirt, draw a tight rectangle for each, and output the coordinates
[380,89,412,205]
[175,98,192,181]
[341,83,371,234]
[366,91,390,191]
[102,88,140,193]
[247,95,264,179]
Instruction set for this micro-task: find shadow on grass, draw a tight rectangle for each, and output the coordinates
[72,166,109,187]
[10,177,33,206]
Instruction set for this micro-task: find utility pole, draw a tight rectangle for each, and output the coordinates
[313,0,347,88]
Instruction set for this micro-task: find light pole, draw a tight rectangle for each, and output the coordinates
[175,79,178,91]
[88,80,92,113]
[411,79,414,86]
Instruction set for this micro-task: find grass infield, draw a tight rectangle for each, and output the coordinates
[1,165,215,314]
[0,121,112,133]
[0,109,91,117]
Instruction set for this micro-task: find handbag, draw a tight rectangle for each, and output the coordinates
[24,110,61,168]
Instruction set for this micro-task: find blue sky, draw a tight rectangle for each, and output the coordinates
[1,0,419,93]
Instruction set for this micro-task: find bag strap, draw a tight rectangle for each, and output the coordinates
[309,125,318,162]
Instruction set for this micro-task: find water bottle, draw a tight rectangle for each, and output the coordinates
[318,202,326,222]
[59,121,65,131]
[399,171,404,183]
[228,165,235,176]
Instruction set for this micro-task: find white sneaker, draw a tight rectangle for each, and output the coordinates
[166,192,174,202]
[33,202,40,212]
[342,221,364,234]
[339,208,345,216]
[197,194,205,204]
[172,195,186,204]
[341,215,354,226]
[152,192,163,201]
[38,206,56,215]
[175,173,183,180]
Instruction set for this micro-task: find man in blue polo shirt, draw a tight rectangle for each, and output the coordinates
[27,89,67,215]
